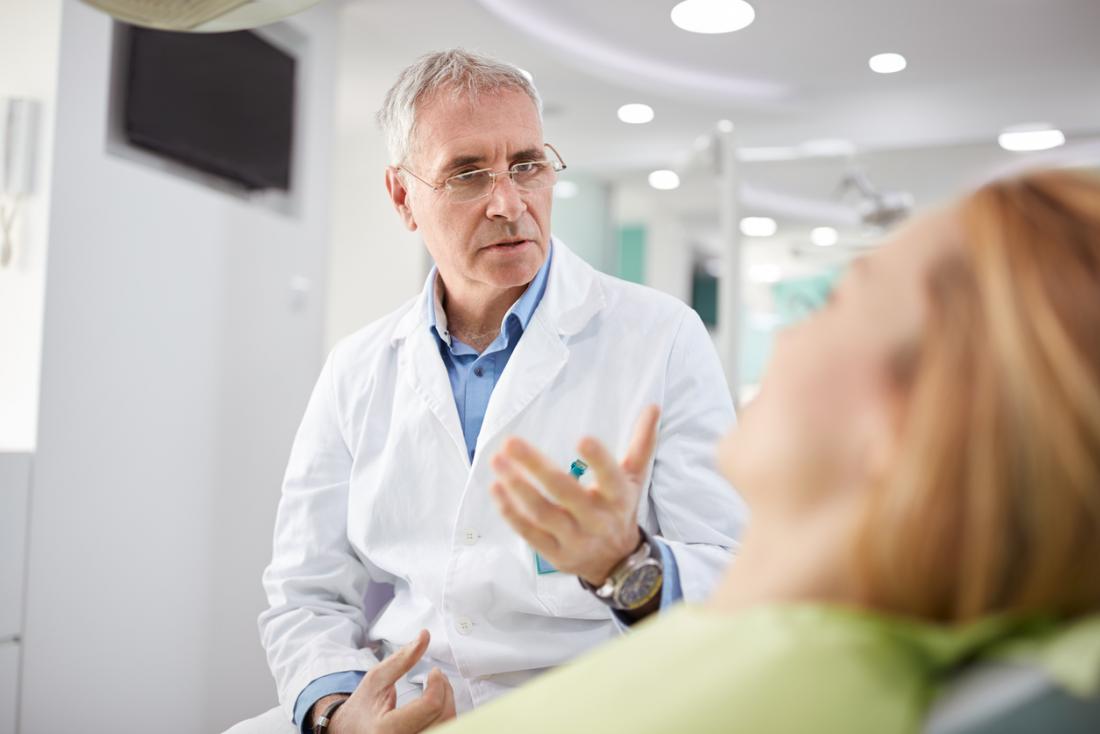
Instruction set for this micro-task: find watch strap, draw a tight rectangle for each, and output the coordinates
[312,695,351,734]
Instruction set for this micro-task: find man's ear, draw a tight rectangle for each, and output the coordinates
[385,167,418,232]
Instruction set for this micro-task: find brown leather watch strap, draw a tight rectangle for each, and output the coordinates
[312,695,351,734]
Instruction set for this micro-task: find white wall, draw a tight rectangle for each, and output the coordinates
[0,0,62,451]
[20,2,339,732]
[325,1,425,348]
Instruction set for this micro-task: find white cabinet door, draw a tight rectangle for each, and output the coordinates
[0,454,31,640]
[0,641,17,734]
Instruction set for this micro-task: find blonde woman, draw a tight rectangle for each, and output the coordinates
[351,169,1100,734]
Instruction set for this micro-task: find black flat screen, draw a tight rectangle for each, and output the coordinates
[125,26,295,191]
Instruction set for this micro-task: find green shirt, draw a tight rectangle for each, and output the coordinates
[436,604,1100,734]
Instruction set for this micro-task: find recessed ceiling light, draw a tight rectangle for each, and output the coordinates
[868,52,907,74]
[671,0,756,34]
[649,170,681,190]
[553,180,579,199]
[740,216,777,237]
[717,119,735,133]
[811,226,839,247]
[618,103,655,124]
[998,124,1066,152]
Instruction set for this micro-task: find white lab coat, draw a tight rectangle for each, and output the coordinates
[259,239,747,719]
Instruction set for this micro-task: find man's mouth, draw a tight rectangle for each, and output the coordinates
[485,239,531,250]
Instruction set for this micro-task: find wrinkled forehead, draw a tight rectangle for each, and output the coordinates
[408,87,544,171]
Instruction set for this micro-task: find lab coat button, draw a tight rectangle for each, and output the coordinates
[456,617,474,635]
[462,528,479,545]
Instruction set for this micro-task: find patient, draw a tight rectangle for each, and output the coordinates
[429,169,1100,733]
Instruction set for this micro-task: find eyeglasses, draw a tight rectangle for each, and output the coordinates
[398,143,567,203]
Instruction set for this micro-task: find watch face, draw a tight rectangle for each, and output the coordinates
[617,563,662,609]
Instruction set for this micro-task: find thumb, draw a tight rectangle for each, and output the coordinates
[384,668,450,731]
[365,629,430,698]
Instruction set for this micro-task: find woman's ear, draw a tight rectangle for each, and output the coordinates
[385,167,418,232]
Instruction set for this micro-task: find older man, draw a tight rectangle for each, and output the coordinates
[246,49,746,734]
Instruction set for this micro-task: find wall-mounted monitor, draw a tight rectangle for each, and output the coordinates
[124,26,296,191]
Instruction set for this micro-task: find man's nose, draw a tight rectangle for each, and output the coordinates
[485,173,526,221]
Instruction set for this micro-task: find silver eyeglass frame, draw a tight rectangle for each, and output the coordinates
[396,143,567,202]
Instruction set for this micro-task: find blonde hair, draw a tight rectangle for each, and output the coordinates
[856,169,1100,624]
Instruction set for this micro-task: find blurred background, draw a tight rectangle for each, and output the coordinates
[0,0,1098,731]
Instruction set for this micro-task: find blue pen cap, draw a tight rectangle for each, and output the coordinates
[570,459,588,478]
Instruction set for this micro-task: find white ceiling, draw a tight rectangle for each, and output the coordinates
[338,0,1100,221]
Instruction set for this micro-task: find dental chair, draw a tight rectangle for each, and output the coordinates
[925,661,1100,734]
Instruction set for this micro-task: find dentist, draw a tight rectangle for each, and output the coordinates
[253,48,746,734]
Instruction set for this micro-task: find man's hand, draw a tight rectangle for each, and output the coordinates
[489,405,661,586]
[319,630,455,734]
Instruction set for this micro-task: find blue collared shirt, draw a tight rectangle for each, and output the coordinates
[427,244,552,461]
[292,245,682,730]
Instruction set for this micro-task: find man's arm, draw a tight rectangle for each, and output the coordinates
[644,308,746,602]
[488,308,743,620]
[259,351,382,720]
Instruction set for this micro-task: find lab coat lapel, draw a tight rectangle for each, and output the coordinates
[393,294,470,466]
[475,239,605,456]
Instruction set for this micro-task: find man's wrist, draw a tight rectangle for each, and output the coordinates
[579,526,663,610]
[306,694,351,731]
[581,526,644,587]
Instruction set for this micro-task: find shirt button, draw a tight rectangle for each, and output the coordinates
[462,528,480,545]
[456,617,474,635]
[473,367,484,377]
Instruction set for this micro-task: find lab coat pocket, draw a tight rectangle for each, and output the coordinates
[533,561,611,620]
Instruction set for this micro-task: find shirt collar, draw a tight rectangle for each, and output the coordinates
[427,242,554,348]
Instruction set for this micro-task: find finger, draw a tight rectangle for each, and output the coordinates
[577,434,627,502]
[436,671,456,722]
[490,482,562,556]
[384,669,449,732]
[621,405,661,479]
[498,437,590,509]
[366,629,430,697]
[491,458,578,537]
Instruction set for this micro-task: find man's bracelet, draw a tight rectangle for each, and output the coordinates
[312,695,351,734]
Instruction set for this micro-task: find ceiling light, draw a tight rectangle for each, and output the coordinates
[998,124,1066,152]
[553,180,579,199]
[811,226,838,247]
[649,170,681,190]
[868,53,907,74]
[740,216,777,237]
[717,119,735,133]
[618,103,655,124]
[671,0,756,34]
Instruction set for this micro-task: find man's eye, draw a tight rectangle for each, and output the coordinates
[451,170,482,183]
[512,162,539,174]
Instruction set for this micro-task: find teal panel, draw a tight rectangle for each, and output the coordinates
[618,225,646,284]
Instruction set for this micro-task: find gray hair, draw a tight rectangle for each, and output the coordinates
[377,48,543,166]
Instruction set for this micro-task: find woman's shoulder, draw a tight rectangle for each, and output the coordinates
[438,604,932,734]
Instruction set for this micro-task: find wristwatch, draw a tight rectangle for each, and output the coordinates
[578,527,663,610]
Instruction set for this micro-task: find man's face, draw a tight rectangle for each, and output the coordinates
[386,87,552,296]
